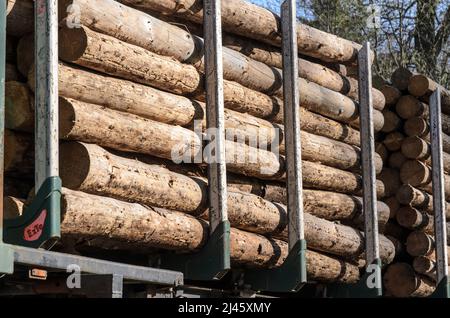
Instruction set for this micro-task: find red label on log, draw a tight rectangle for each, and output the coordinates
[23,210,47,242]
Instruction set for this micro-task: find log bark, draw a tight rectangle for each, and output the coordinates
[384,196,400,219]
[381,85,402,106]
[381,110,401,133]
[58,24,384,130]
[4,129,33,177]
[400,160,450,199]
[396,206,433,233]
[408,74,450,115]
[406,231,450,260]
[3,196,24,219]
[5,81,34,132]
[59,25,201,95]
[383,263,434,297]
[379,168,400,198]
[117,0,365,63]
[395,95,428,119]
[396,184,450,218]
[27,63,363,148]
[6,0,33,37]
[401,136,450,173]
[383,132,404,152]
[404,117,450,153]
[222,33,385,110]
[391,67,414,91]
[61,142,389,227]
[19,94,376,179]
[388,151,407,169]
[61,188,360,282]
[376,143,389,163]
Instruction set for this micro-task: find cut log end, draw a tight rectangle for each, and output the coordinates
[406,231,434,257]
[400,160,430,187]
[384,263,434,297]
[401,136,429,160]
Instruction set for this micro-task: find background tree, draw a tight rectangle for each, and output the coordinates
[250,0,450,87]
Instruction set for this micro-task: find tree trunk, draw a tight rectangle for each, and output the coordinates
[6,0,33,37]
[5,81,34,132]
[379,168,401,198]
[384,263,434,297]
[396,206,434,233]
[388,151,407,169]
[391,67,414,91]
[60,188,360,282]
[222,33,385,110]
[404,117,450,153]
[58,23,384,131]
[401,136,450,173]
[4,129,33,177]
[381,85,402,106]
[395,95,429,119]
[117,0,366,63]
[384,196,400,219]
[406,231,450,261]
[383,132,404,152]
[408,74,450,115]
[381,110,401,133]
[396,184,450,217]
[18,95,377,180]
[400,160,450,199]
[60,142,390,226]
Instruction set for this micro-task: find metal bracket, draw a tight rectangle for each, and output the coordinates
[3,177,61,249]
[159,0,230,281]
[160,221,230,280]
[326,42,382,297]
[243,0,307,293]
[428,88,450,298]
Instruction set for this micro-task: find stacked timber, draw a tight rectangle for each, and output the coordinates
[381,68,450,297]
[5,0,397,285]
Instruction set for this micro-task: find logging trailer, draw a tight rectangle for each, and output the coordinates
[0,0,448,298]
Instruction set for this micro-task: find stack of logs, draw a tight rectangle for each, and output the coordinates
[4,0,397,286]
[380,67,450,297]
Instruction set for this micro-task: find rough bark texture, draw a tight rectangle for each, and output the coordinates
[59,25,201,95]
[379,168,401,198]
[3,196,24,219]
[60,188,360,282]
[56,23,384,129]
[395,95,429,119]
[381,110,401,133]
[383,132,405,152]
[388,151,407,169]
[60,142,389,226]
[4,129,33,177]
[6,0,33,37]
[117,0,366,63]
[381,85,402,106]
[397,184,450,219]
[391,67,414,91]
[384,263,435,297]
[396,206,433,233]
[401,136,450,173]
[5,81,34,132]
[408,74,450,115]
[400,160,450,199]
[221,33,385,110]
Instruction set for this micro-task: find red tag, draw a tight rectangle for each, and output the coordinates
[23,210,47,242]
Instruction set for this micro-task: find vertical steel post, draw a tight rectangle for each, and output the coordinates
[430,88,449,284]
[35,0,59,192]
[358,42,381,287]
[203,0,228,233]
[281,0,304,248]
[0,0,6,238]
